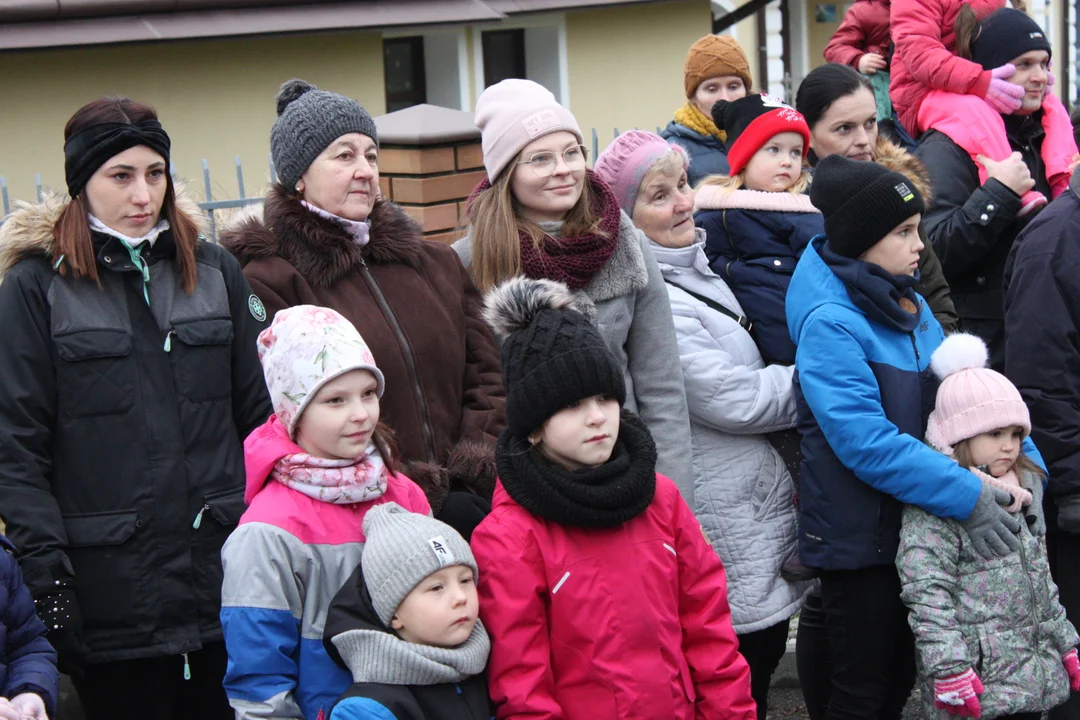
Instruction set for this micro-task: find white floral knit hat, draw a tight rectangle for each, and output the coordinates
[257,305,385,438]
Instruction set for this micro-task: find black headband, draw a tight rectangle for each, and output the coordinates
[64,120,172,198]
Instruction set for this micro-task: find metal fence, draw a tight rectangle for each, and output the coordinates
[1,126,665,241]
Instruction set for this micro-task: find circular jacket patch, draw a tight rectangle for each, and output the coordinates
[248,294,267,322]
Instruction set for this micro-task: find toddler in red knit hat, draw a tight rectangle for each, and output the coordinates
[897,332,1080,719]
[694,93,823,367]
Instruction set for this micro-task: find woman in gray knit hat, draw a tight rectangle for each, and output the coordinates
[221,80,506,538]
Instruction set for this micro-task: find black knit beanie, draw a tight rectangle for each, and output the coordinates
[971,8,1051,72]
[483,277,626,438]
[810,154,925,258]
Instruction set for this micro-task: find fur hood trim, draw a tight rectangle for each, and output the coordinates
[483,276,584,336]
[0,182,209,282]
[873,136,932,203]
[694,186,821,214]
[219,184,424,289]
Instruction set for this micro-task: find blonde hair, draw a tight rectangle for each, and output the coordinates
[466,167,611,293]
[696,167,812,195]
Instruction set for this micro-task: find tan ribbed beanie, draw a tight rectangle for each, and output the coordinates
[683,34,753,98]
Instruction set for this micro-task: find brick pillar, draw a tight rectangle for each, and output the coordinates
[373,104,487,245]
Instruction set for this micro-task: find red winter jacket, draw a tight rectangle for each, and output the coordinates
[890,0,1006,134]
[823,0,891,68]
[471,475,756,720]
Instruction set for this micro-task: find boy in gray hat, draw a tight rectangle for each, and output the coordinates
[322,503,491,720]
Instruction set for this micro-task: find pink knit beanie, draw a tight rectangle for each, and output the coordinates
[925,333,1030,454]
[474,79,583,182]
[593,130,689,216]
[257,305,385,438]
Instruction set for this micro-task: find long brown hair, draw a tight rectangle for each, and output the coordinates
[952,436,1046,481]
[54,98,200,293]
[954,0,1029,60]
[369,421,399,475]
[466,167,611,293]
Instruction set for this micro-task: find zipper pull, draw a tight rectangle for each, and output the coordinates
[163,331,174,352]
[193,503,209,529]
[182,652,191,680]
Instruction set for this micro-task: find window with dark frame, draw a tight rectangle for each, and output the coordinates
[482,29,526,88]
[384,36,426,112]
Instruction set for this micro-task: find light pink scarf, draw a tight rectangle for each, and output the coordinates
[970,467,1032,513]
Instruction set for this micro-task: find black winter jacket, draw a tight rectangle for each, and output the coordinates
[1004,166,1080,528]
[0,195,271,663]
[919,113,1051,370]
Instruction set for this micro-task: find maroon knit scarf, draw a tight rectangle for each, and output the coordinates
[468,171,623,290]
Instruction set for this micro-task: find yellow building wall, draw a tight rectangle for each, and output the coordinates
[0,32,386,205]
[566,0,713,156]
[807,0,846,69]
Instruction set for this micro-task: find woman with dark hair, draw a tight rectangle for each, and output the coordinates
[796,62,957,331]
[0,97,271,720]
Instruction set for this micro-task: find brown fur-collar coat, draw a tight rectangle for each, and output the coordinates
[220,186,504,506]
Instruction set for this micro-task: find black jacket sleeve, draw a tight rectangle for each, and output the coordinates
[216,246,273,441]
[1005,201,1080,504]
[0,260,72,595]
[915,235,959,333]
[919,134,1023,279]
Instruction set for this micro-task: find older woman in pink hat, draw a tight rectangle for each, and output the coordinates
[595,131,810,720]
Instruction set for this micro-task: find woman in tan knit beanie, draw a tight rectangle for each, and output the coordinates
[662,34,753,186]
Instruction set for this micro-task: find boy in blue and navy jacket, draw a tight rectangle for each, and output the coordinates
[786,154,1046,718]
[1,534,58,720]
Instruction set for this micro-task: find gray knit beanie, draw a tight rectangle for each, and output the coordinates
[271,79,379,192]
[362,502,478,626]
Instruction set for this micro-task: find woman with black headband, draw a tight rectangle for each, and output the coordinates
[0,97,270,719]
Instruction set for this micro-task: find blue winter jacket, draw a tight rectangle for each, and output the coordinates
[0,535,58,717]
[661,122,730,187]
[696,186,824,366]
[787,238,1043,570]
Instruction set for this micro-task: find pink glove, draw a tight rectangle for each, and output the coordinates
[984,64,1025,114]
[1064,649,1080,691]
[934,668,985,718]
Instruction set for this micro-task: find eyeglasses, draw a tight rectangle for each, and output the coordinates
[516,145,589,178]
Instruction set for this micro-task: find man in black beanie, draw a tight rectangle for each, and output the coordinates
[786,153,1033,718]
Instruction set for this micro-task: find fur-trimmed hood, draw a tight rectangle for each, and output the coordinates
[873,136,932,203]
[0,183,209,282]
[219,185,424,289]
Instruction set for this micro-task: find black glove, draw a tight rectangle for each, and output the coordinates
[1058,496,1080,534]
[34,587,91,678]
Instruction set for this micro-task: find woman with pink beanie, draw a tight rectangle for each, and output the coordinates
[453,79,694,501]
[897,332,1080,719]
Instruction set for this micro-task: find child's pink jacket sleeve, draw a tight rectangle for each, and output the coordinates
[671,490,757,720]
[472,516,564,720]
[891,0,992,97]
[824,8,870,67]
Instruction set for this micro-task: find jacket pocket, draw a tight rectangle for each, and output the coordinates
[171,318,233,402]
[54,330,135,418]
[752,450,790,521]
[679,657,698,703]
[191,487,245,620]
[204,486,246,527]
[64,510,146,629]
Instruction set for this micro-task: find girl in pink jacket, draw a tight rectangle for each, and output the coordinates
[890,0,1076,214]
[220,305,430,720]
[471,277,755,720]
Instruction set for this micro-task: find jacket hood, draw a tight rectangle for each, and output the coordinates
[0,182,209,283]
[242,415,300,504]
[219,184,424,289]
[694,186,820,213]
[787,237,920,343]
[873,136,931,204]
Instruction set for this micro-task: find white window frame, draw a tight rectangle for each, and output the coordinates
[468,12,570,109]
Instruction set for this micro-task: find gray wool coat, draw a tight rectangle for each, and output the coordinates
[897,470,1079,719]
[453,213,695,502]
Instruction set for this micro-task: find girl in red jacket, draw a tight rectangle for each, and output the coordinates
[823,0,894,122]
[471,276,756,720]
[890,0,1076,214]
